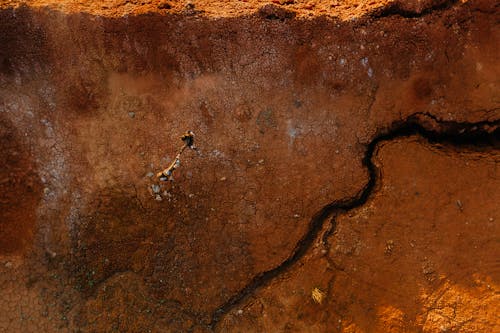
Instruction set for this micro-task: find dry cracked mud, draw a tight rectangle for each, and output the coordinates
[0,0,499,332]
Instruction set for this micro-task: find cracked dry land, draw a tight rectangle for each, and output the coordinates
[0,0,499,332]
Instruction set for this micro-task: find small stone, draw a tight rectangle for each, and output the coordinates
[489,217,494,222]
[5,262,13,268]
[146,172,154,178]
[188,193,194,198]
[43,187,50,194]
[311,287,325,304]
[385,240,394,254]
[258,159,265,164]
[128,112,135,118]
[293,214,300,218]
[237,309,243,315]
[155,195,162,201]
[152,184,160,193]
[220,177,227,181]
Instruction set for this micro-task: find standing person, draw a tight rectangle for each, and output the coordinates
[156,152,181,181]
[157,131,196,182]
[180,130,196,152]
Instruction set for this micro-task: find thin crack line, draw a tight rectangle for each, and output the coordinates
[208,113,499,330]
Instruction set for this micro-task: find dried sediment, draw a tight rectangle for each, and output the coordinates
[0,0,498,332]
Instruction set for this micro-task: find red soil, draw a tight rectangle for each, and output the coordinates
[0,117,42,255]
[0,0,498,332]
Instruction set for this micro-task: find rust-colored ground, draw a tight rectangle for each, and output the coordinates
[0,0,450,19]
[0,0,499,332]
[220,136,500,332]
[0,117,42,255]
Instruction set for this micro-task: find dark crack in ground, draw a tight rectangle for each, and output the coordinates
[208,112,500,330]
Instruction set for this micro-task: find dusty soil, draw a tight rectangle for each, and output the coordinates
[0,117,42,255]
[219,135,500,332]
[0,0,499,332]
[0,0,453,19]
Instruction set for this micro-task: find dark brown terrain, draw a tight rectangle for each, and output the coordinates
[0,1,498,332]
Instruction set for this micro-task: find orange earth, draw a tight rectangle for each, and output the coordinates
[0,0,498,332]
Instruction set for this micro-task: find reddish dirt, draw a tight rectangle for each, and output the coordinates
[0,0,499,332]
[220,137,500,332]
[0,0,436,19]
[0,116,42,255]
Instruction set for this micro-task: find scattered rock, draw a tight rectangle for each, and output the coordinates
[385,240,394,255]
[128,111,135,118]
[311,287,325,304]
[151,184,160,193]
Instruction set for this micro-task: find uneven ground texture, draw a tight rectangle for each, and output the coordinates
[0,0,499,332]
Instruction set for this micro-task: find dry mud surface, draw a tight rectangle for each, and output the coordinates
[0,0,499,332]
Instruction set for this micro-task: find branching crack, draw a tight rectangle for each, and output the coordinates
[208,112,499,330]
